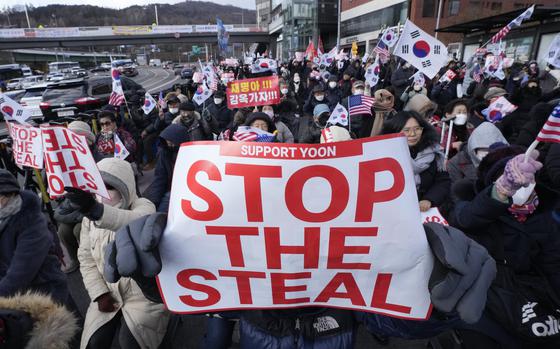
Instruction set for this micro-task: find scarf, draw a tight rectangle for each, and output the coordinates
[0,194,22,230]
[508,192,539,223]
[96,131,115,155]
[370,89,396,137]
[411,145,445,186]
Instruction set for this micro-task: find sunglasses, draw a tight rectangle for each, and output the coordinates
[99,121,113,127]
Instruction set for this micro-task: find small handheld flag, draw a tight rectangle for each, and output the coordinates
[142,92,157,115]
[482,96,517,123]
[327,103,349,127]
[114,133,130,160]
[348,95,375,117]
[233,126,276,142]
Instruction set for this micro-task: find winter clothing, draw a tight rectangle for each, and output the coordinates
[205,100,233,132]
[390,66,415,99]
[370,89,396,137]
[0,190,67,303]
[483,87,507,101]
[0,170,20,194]
[495,152,542,197]
[275,121,294,143]
[68,121,95,145]
[94,128,136,163]
[404,94,438,120]
[78,158,169,349]
[172,111,215,141]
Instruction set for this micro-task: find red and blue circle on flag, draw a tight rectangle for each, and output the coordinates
[111,69,120,80]
[115,143,122,154]
[413,40,430,58]
[1,106,13,117]
[488,110,503,122]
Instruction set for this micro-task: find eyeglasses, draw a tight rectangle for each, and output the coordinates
[99,121,113,127]
[402,126,424,135]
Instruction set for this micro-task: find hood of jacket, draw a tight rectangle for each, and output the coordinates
[97,157,136,210]
[0,292,78,349]
[467,122,508,168]
[159,123,191,145]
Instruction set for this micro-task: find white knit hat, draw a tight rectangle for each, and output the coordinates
[68,121,95,145]
[320,126,352,143]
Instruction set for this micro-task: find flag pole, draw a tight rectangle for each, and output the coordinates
[444,121,454,160]
[524,140,539,162]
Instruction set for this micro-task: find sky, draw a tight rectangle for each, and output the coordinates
[3,0,256,10]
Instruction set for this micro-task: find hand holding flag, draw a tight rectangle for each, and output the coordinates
[327,103,349,127]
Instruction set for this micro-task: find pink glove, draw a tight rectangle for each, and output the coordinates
[495,151,542,197]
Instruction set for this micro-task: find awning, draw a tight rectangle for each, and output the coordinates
[436,6,560,34]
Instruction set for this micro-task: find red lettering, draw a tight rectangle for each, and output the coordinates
[270,272,311,304]
[355,158,405,222]
[48,175,64,195]
[218,270,266,304]
[70,132,87,154]
[42,129,59,151]
[206,226,259,267]
[315,272,366,306]
[327,227,378,270]
[68,151,86,171]
[44,151,68,172]
[83,171,98,191]
[177,269,221,307]
[370,273,411,314]
[264,227,320,269]
[60,129,75,150]
[225,163,282,222]
[181,160,223,221]
[285,165,349,222]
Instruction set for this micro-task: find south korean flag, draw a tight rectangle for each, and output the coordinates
[394,19,448,79]
[364,56,381,88]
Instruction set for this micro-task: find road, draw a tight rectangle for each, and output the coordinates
[129,66,183,94]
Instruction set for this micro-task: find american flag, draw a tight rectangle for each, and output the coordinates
[109,68,125,106]
[373,40,390,63]
[348,95,375,116]
[536,103,560,143]
[491,5,534,44]
[233,126,276,142]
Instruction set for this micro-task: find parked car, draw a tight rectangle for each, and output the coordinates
[6,78,23,90]
[121,65,138,77]
[20,83,48,119]
[21,75,45,89]
[39,76,145,121]
[70,67,88,78]
[46,73,65,82]
[180,67,194,79]
[173,64,184,75]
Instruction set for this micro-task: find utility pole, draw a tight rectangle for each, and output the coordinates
[435,0,444,39]
[336,0,341,49]
[24,5,31,28]
[155,5,159,26]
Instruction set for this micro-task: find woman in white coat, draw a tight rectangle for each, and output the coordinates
[65,158,169,349]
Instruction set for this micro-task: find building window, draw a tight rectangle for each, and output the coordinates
[341,2,406,38]
[423,0,436,17]
[448,0,460,16]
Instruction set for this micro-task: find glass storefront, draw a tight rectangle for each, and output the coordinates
[340,2,407,38]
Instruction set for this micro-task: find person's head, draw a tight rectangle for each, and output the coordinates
[402,61,411,69]
[262,105,275,119]
[167,97,180,114]
[97,158,137,209]
[293,73,301,83]
[179,101,196,122]
[328,75,338,89]
[313,85,325,101]
[444,99,469,125]
[382,111,438,149]
[403,94,437,120]
[525,78,541,96]
[0,169,20,208]
[279,81,289,95]
[213,90,225,105]
[98,111,117,134]
[68,120,95,146]
[483,87,507,104]
[352,80,365,95]
[160,124,190,153]
[320,126,352,143]
[244,112,276,133]
[528,60,539,75]
[467,122,508,168]
[313,103,331,127]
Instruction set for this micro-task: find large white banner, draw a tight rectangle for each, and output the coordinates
[157,135,434,319]
[8,123,43,169]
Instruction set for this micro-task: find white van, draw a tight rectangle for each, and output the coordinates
[149,59,162,67]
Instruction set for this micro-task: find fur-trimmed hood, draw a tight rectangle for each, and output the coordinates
[0,292,78,349]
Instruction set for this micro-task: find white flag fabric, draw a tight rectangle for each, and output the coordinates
[381,27,399,48]
[364,57,381,88]
[394,19,448,79]
[547,33,560,69]
[142,92,157,115]
[510,5,535,27]
[327,103,349,127]
[113,133,130,160]
[411,71,426,87]
[320,47,338,67]
[484,55,505,80]
[0,93,31,124]
[193,83,213,106]
[251,58,278,74]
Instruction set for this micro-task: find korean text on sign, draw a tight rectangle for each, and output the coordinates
[227,76,281,109]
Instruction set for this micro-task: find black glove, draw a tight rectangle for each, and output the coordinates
[54,198,84,224]
[104,213,167,303]
[424,222,496,324]
[64,187,103,221]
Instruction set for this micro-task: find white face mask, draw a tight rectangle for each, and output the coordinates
[413,84,422,92]
[281,88,289,95]
[475,149,489,161]
[512,182,536,205]
[169,108,179,114]
[263,110,274,119]
[214,98,223,105]
[100,189,122,207]
[329,81,337,88]
[453,113,468,126]
[294,77,301,83]
[353,89,364,95]
[315,95,325,101]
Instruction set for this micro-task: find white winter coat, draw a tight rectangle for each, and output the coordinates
[78,158,169,349]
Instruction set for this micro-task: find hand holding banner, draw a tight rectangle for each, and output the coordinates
[8,123,43,169]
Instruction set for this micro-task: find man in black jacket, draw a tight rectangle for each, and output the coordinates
[204,90,232,133]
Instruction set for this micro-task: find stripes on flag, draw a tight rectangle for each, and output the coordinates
[348,95,375,116]
[537,104,560,143]
[109,92,125,106]
[491,25,511,44]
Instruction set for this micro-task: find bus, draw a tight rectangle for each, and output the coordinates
[0,64,24,83]
[48,61,80,74]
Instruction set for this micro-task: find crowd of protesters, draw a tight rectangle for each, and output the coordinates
[1,44,560,349]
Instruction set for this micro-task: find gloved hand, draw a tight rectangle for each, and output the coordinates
[104,213,167,303]
[64,187,103,221]
[53,198,84,224]
[424,222,497,324]
[495,151,542,197]
[95,292,117,313]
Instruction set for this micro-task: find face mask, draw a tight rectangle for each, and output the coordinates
[453,113,468,126]
[214,98,223,105]
[353,89,364,95]
[169,108,179,114]
[102,189,122,207]
[281,88,289,95]
[263,110,274,119]
[315,95,325,101]
[329,81,337,88]
[403,63,411,69]
[293,77,301,82]
[475,149,489,161]
[413,85,422,92]
[512,182,536,206]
